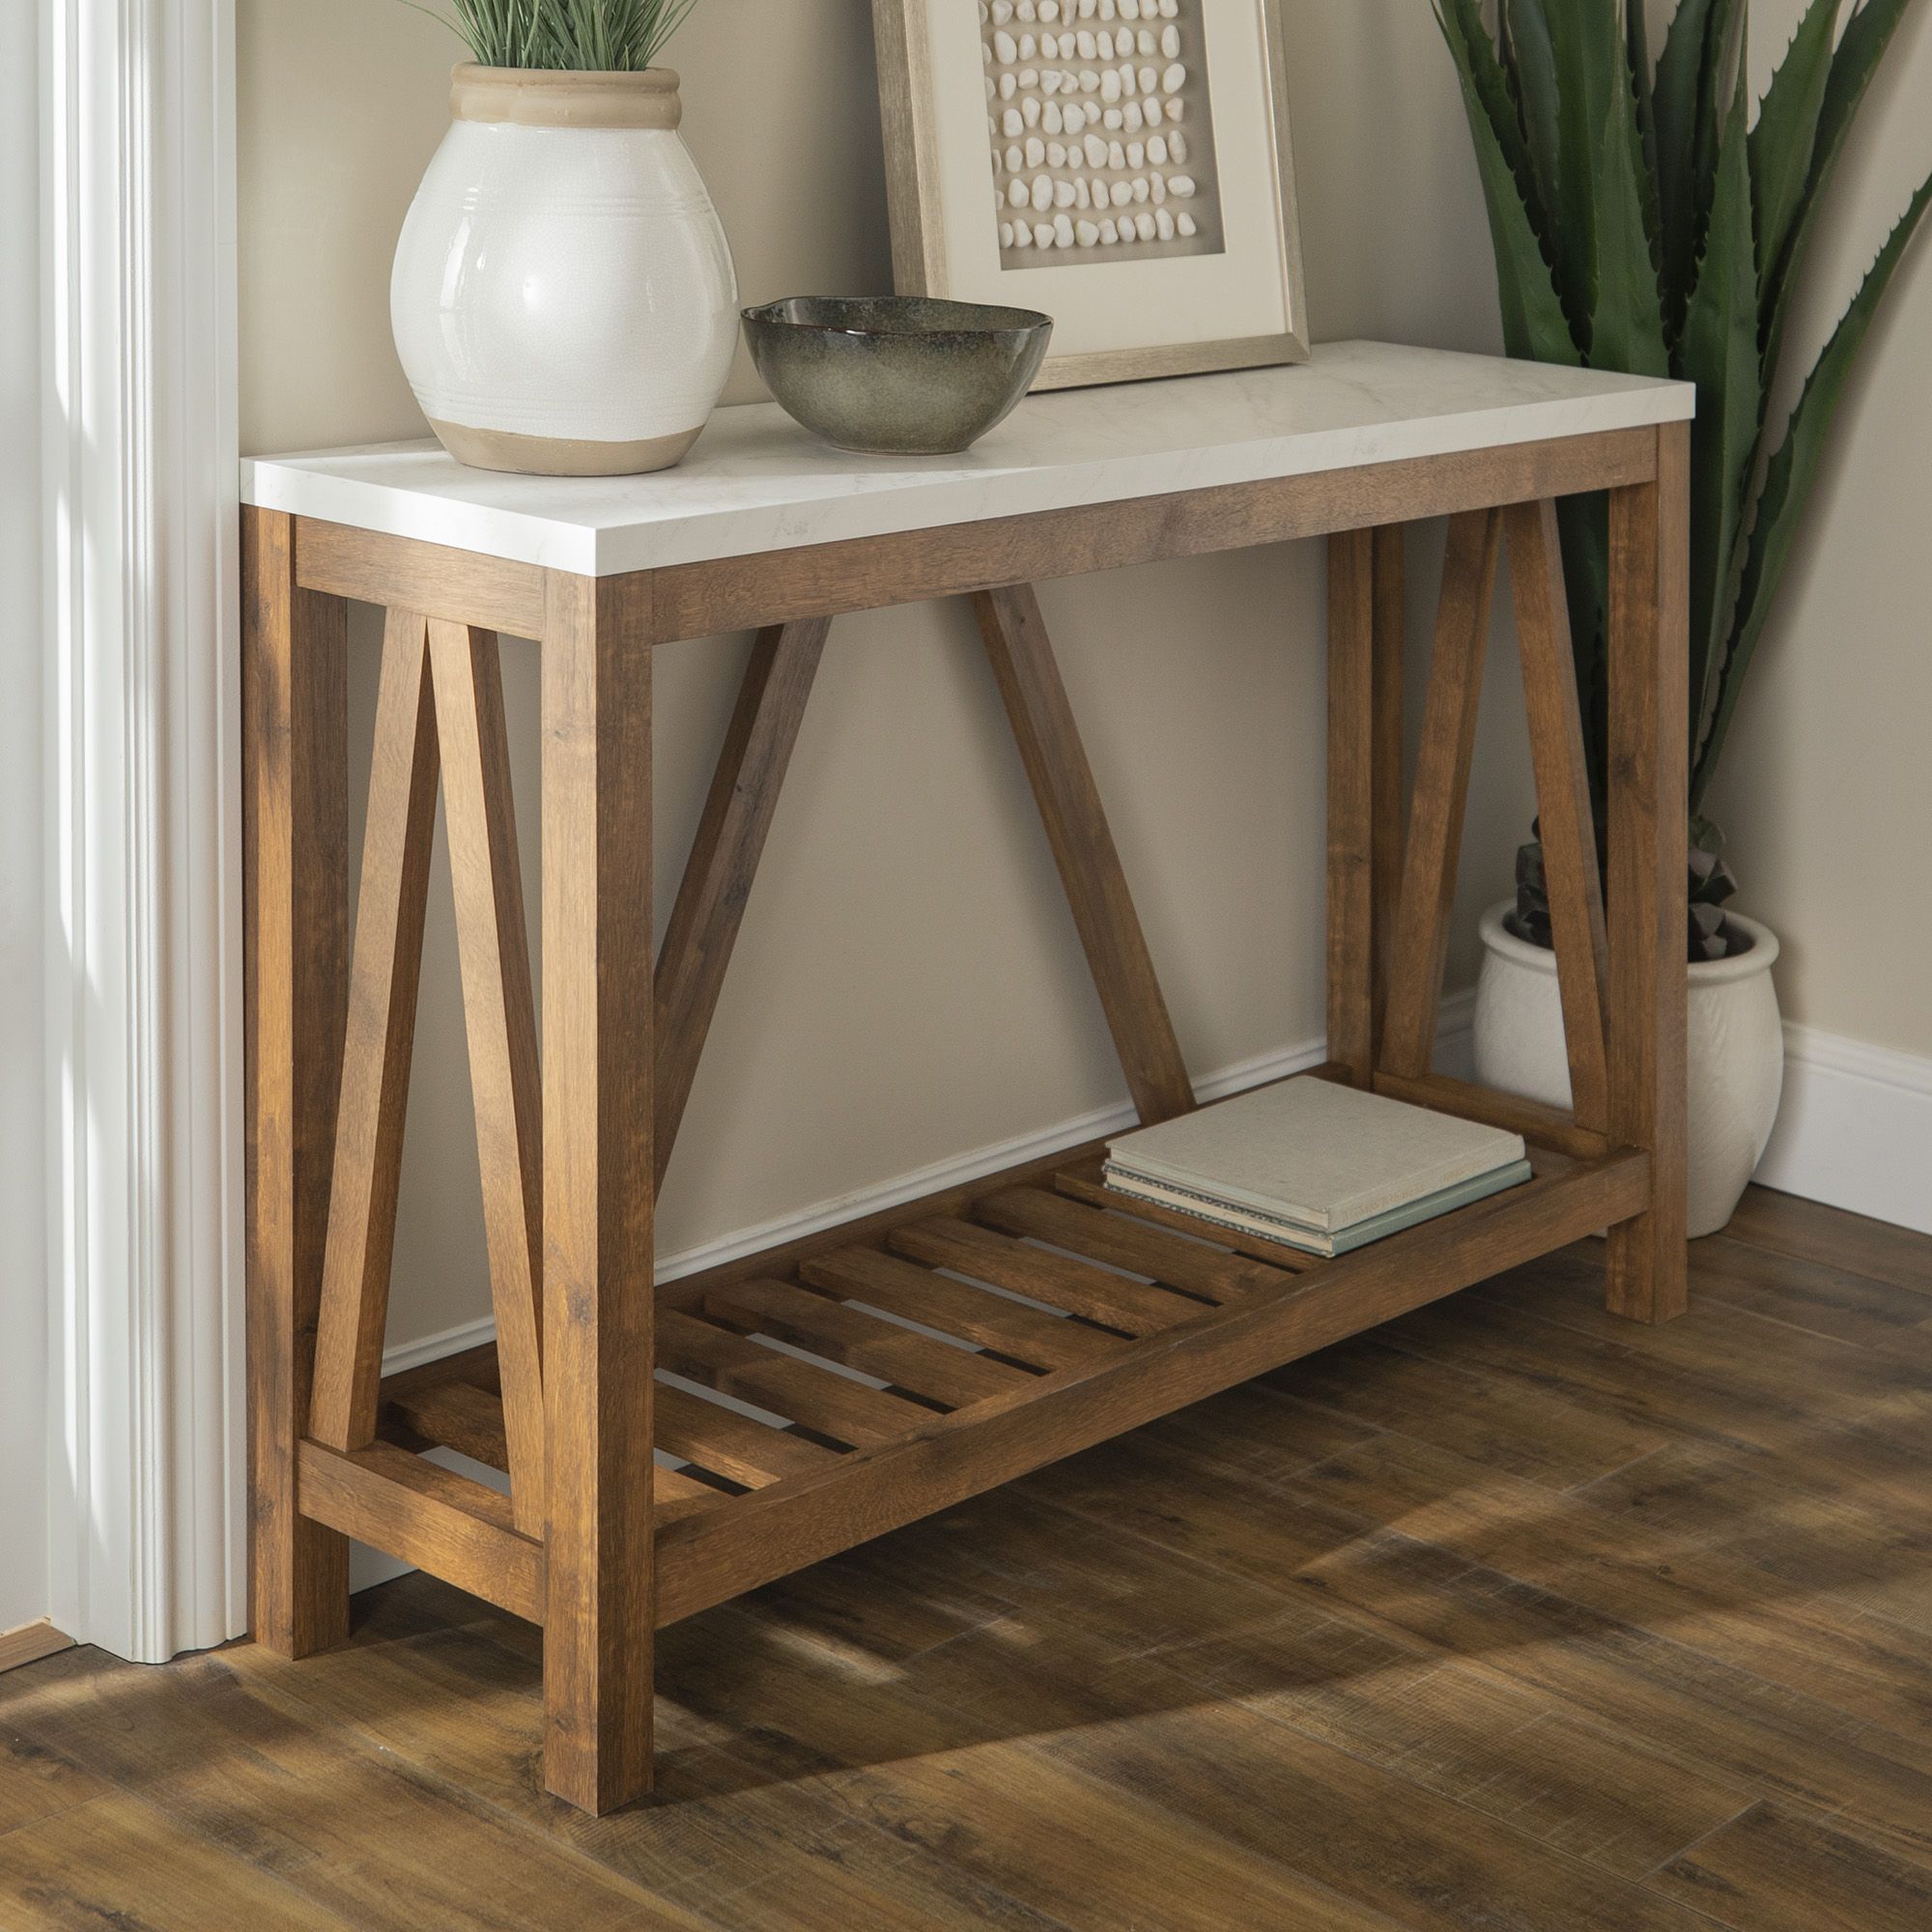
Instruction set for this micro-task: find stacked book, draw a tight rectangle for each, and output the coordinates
[1103,1077,1532,1258]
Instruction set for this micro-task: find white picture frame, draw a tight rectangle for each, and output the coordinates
[872,0,1310,389]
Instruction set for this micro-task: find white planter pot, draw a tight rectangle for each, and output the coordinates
[392,65,737,476]
[1471,900,1784,1238]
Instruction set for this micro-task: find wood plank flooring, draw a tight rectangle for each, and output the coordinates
[6,1186,1932,1929]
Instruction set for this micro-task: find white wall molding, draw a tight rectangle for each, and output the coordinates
[42,0,243,1662]
[1436,983,1930,1236]
[1755,1024,1932,1237]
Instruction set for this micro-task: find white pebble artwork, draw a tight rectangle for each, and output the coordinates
[981,0,1223,269]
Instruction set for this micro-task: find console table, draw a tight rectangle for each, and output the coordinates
[241,340,1693,1815]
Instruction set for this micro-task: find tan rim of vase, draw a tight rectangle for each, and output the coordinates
[430,418,702,477]
[449,63,682,130]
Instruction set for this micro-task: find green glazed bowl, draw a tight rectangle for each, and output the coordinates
[742,296,1054,457]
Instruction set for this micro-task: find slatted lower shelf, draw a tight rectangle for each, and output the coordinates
[302,1074,1650,1631]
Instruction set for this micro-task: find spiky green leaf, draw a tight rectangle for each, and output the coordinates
[1504,0,1565,239]
[1435,4,1584,366]
[1694,171,1932,806]
[1677,67,1762,755]
[1442,0,1548,236]
[1751,0,1842,297]
[1546,0,1625,336]
[1654,0,1744,332]
[1763,0,1920,375]
[1590,71,1671,378]
[1627,0,1664,262]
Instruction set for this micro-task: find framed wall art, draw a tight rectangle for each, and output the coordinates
[871,0,1309,389]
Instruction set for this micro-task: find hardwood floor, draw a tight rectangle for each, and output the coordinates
[6,1185,1932,1929]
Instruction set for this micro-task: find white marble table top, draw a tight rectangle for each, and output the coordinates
[241,340,1692,579]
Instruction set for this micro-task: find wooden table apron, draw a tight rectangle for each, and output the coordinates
[242,416,1690,1816]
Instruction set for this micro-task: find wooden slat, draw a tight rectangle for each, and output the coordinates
[1054,1157,1321,1273]
[655,618,829,1189]
[652,1385,840,1490]
[659,1309,932,1448]
[889,1217,1203,1336]
[382,1376,509,1468]
[242,506,352,1657]
[972,1185,1285,1304]
[376,1377,726,1523]
[0,1620,73,1677]
[655,1149,1654,1625]
[653,1465,732,1525]
[1325,527,1387,1086]
[640,430,1662,643]
[539,569,657,1811]
[296,520,546,638]
[382,1343,501,1403]
[1378,508,1504,1079]
[972,583,1195,1126]
[1508,498,1611,1131]
[703,1278,1031,1408]
[429,620,547,1536]
[801,1244,1125,1371]
[1370,525,1406,1045]
[1605,424,1690,1321]
[309,610,439,1458]
[296,1440,543,1624]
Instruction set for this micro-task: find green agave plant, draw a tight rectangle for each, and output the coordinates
[1435,0,1932,957]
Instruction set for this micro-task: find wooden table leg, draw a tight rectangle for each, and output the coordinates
[1605,423,1690,1321]
[1327,526,1405,1086]
[540,570,657,1812]
[242,507,352,1654]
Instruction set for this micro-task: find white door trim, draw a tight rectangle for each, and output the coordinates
[42,0,244,1662]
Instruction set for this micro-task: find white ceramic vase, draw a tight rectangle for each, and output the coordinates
[1471,900,1785,1238]
[391,65,737,476]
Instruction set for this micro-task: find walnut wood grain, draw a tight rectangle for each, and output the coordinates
[972,582,1195,1126]
[297,520,546,638]
[655,1147,1651,1625]
[1378,509,1503,1080]
[539,570,657,1810]
[972,1184,1287,1303]
[1605,424,1690,1321]
[889,1216,1205,1336]
[655,618,829,1189]
[297,1440,543,1624]
[242,507,352,1657]
[429,620,547,1536]
[1508,498,1611,1133]
[639,430,1661,644]
[309,610,439,1460]
[702,1278,1032,1409]
[800,1243,1126,1371]
[658,1309,935,1448]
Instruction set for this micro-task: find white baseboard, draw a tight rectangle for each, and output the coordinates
[1437,984,1930,1238]
[1754,1023,1932,1237]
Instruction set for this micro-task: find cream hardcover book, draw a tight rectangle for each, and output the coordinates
[1105,1077,1528,1235]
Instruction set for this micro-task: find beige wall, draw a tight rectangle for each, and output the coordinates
[1706,1,1932,1060]
[238,0,1929,1346]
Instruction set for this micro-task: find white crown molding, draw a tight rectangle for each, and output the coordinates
[42,0,243,1662]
